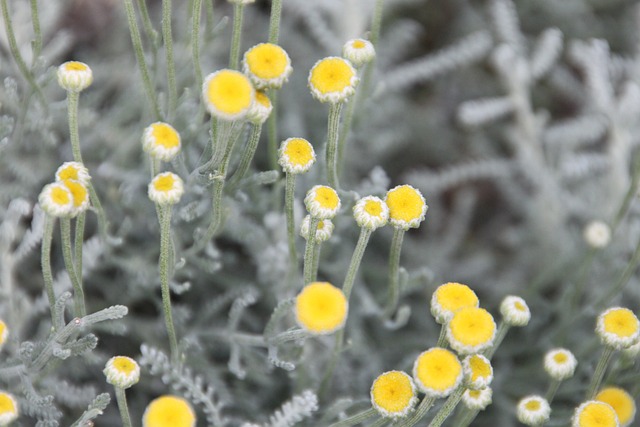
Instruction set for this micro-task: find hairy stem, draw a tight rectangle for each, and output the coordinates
[396,396,435,427]
[484,321,510,359]
[328,407,377,427]
[303,217,320,285]
[268,0,283,44]
[383,228,404,318]
[30,0,42,62]
[191,0,204,91]
[162,0,177,116]
[267,91,279,170]
[428,387,465,427]
[115,387,133,427]
[587,346,614,399]
[326,102,343,189]
[67,91,83,163]
[61,218,85,317]
[229,3,244,70]
[284,172,298,271]
[74,212,85,279]
[342,228,372,300]
[158,205,179,363]
[228,123,262,188]
[41,215,58,330]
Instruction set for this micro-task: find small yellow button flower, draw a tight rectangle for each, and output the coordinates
[447,307,496,355]
[572,400,619,427]
[62,179,90,217]
[148,172,184,206]
[385,185,427,230]
[104,356,141,389]
[517,395,551,426]
[295,282,348,335]
[300,215,334,243]
[308,57,358,103]
[0,321,7,351]
[304,185,341,219]
[247,91,273,124]
[243,43,293,90]
[39,182,75,217]
[57,61,93,92]
[430,282,479,324]
[142,122,182,162]
[0,391,18,426]
[353,196,389,231]
[462,388,492,411]
[544,348,577,381]
[412,347,463,397]
[55,162,91,186]
[595,388,636,427]
[596,307,640,350]
[370,371,418,418]
[462,354,493,390]
[143,395,196,427]
[278,138,316,174]
[203,69,255,121]
[500,295,531,327]
[342,38,376,68]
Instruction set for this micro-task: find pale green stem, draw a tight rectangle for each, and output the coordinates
[368,417,388,427]
[191,0,204,91]
[150,155,160,178]
[597,234,640,308]
[396,396,436,427]
[67,91,83,163]
[114,387,133,427]
[162,0,177,116]
[136,0,159,51]
[229,3,244,70]
[74,212,85,278]
[270,328,309,345]
[284,172,297,271]
[328,407,377,427]
[60,218,85,317]
[545,379,561,403]
[41,215,57,330]
[311,243,322,282]
[122,0,162,120]
[326,102,343,189]
[157,204,180,363]
[268,0,283,44]
[319,328,343,399]
[370,0,385,46]
[457,407,479,427]
[267,91,279,170]
[428,387,465,427]
[303,217,320,285]
[30,0,42,62]
[228,123,262,188]
[87,183,110,242]
[342,228,372,300]
[337,97,357,177]
[383,228,404,319]
[205,0,215,40]
[436,323,448,347]
[587,346,615,399]
[210,117,220,165]
[484,321,510,359]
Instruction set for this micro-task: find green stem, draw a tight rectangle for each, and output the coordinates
[136,0,160,52]
[268,0,283,44]
[122,0,162,120]
[311,242,322,282]
[428,387,465,427]
[436,323,448,348]
[383,228,404,318]
[370,0,385,46]
[396,396,436,427]
[162,0,177,116]
[267,91,279,170]
[368,417,388,427]
[337,97,357,177]
[587,346,615,399]
[284,172,297,270]
[158,205,180,363]
[229,3,244,70]
[545,379,561,403]
[596,234,640,308]
[303,217,320,285]
[328,407,377,427]
[319,328,344,400]
[326,102,343,189]
[457,408,480,427]
[191,0,204,91]
[88,183,110,242]
[67,91,82,163]
[484,321,510,359]
[60,218,85,317]
[228,123,262,188]
[342,228,372,300]
[41,215,57,330]
[114,387,133,427]
[30,0,42,62]
[205,0,215,40]
[74,212,85,278]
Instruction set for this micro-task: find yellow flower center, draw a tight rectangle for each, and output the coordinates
[386,185,425,223]
[450,307,496,347]
[554,353,568,363]
[469,355,491,382]
[577,402,619,427]
[284,138,314,167]
[595,388,635,426]
[255,91,271,108]
[364,200,384,217]
[603,309,639,338]
[245,43,290,80]
[154,175,176,193]
[414,348,462,393]
[435,283,479,313]
[317,221,325,230]
[62,180,87,208]
[295,282,347,334]
[514,301,527,311]
[205,70,254,116]
[143,396,195,427]
[51,186,71,206]
[526,400,541,411]
[468,390,482,399]
[65,61,88,72]
[371,371,415,414]
[58,165,79,181]
[0,393,16,414]
[0,321,6,343]
[313,187,340,210]
[309,58,356,95]
[112,357,137,375]
[151,123,180,149]
[352,40,366,49]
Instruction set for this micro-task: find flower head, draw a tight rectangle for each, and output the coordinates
[243,43,292,90]
[148,172,184,205]
[463,354,493,390]
[544,348,577,381]
[142,122,181,162]
[143,395,196,427]
[462,388,493,411]
[353,196,389,230]
[55,162,91,185]
[104,356,141,389]
[0,321,7,351]
[412,348,463,397]
[385,185,427,230]
[447,307,496,355]
[595,388,636,427]
[517,395,551,426]
[278,138,316,174]
[300,215,334,242]
[203,69,255,121]
[596,307,640,350]
[247,91,273,124]
[57,61,93,92]
[304,185,341,219]
[430,282,479,324]
[342,38,376,68]
[500,295,531,327]
[584,221,611,249]
[39,182,75,217]
[62,179,90,217]
[308,57,358,103]
[295,282,348,335]
[0,391,18,426]
[572,401,619,427]
[370,371,418,418]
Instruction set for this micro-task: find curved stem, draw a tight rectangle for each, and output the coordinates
[30,0,42,62]
[428,387,464,427]
[342,228,372,300]
[383,228,404,318]
[326,102,343,189]
[229,3,244,70]
[88,183,110,242]
[284,173,297,271]
[67,91,82,163]
[74,212,85,278]
[41,215,57,329]
[587,346,614,399]
[228,123,262,188]
[158,205,179,363]
[303,217,320,285]
[114,387,133,427]
[328,407,377,427]
[545,379,561,403]
[436,323,448,348]
[191,0,204,92]
[268,0,283,44]
[60,218,85,317]
[162,0,177,116]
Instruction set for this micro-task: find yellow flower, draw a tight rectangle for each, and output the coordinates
[447,307,496,355]
[202,69,255,121]
[243,43,293,90]
[353,196,389,230]
[572,401,619,427]
[462,354,493,390]
[304,185,341,219]
[104,356,140,389]
[430,282,479,324]
[412,347,463,397]
[308,57,358,103]
[0,321,7,350]
[143,395,196,427]
[295,282,348,335]
[300,215,334,243]
[57,61,93,92]
[544,348,577,381]
[385,185,427,230]
[595,388,636,427]
[342,38,376,68]
[247,91,273,124]
[0,391,18,426]
[596,307,640,350]
[55,162,91,185]
[39,182,74,217]
[462,388,492,411]
[500,295,531,327]
[148,172,184,205]
[142,122,181,162]
[62,179,90,217]
[370,371,418,418]
[517,395,551,426]
[278,138,316,174]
